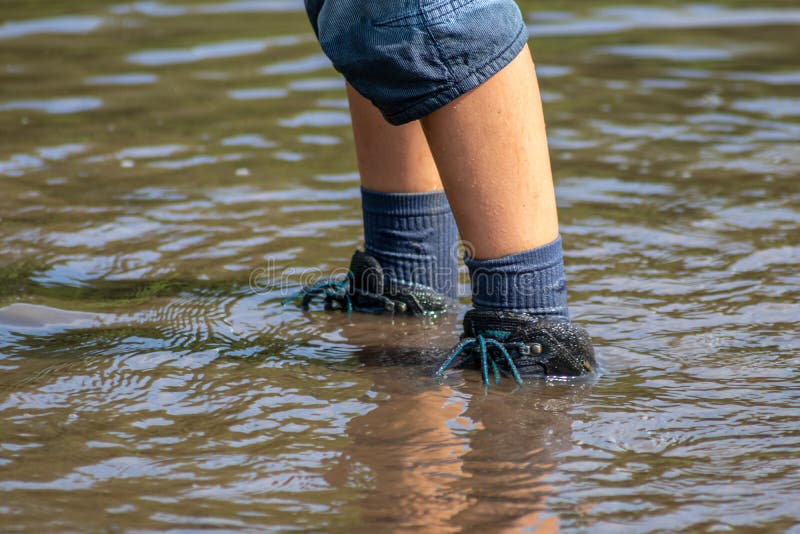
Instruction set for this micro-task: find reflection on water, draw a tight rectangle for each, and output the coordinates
[1,0,799,531]
[527,5,800,36]
[0,97,103,114]
[597,44,743,61]
[0,16,104,40]
[127,36,305,66]
[85,73,159,86]
[228,87,290,100]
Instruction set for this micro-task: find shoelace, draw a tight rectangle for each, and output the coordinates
[282,276,352,312]
[434,335,526,387]
[283,274,414,314]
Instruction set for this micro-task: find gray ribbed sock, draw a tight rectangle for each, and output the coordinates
[361,187,458,298]
[465,236,570,320]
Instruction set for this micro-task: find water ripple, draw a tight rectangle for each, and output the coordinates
[0,97,102,114]
[529,5,800,37]
[85,73,158,85]
[127,36,304,66]
[0,16,103,40]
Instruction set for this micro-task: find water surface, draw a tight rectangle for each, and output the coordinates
[1,0,799,531]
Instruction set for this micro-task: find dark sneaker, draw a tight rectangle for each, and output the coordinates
[435,309,596,386]
[283,250,448,316]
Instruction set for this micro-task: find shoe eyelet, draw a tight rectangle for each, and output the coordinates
[532,343,542,354]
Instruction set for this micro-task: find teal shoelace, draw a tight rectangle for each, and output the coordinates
[434,335,526,387]
[283,272,411,314]
[282,276,353,312]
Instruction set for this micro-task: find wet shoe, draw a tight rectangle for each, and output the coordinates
[435,309,596,386]
[283,250,448,316]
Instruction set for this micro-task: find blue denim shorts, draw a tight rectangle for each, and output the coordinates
[304,0,528,125]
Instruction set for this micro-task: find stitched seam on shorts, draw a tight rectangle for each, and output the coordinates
[421,0,456,84]
[373,0,478,28]
[426,0,479,23]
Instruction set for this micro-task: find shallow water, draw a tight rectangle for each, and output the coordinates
[1,0,799,531]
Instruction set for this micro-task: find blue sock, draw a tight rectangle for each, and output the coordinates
[361,187,458,298]
[465,236,570,320]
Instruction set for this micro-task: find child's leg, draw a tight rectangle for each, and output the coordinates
[347,84,442,194]
[421,44,569,318]
[347,85,459,298]
[303,0,594,379]
[421,44,557,260]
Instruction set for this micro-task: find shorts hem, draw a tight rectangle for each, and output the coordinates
[383,23,528,125]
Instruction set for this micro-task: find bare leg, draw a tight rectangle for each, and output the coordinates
[347,84,443,194]
[421,44,558,260]
[346,84,459,297]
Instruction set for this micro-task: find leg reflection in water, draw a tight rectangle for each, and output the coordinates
[323,321,594,532]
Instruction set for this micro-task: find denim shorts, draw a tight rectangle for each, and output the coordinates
[304,0,528,125]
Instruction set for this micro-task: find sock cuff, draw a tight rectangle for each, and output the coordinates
[465,236,569,319]
[464,236,563,269]
[361,186,452,216]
